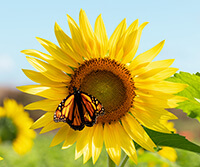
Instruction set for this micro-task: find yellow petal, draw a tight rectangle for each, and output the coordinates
[0,157,3,161]
[76,131,94,164]
[21,49,50,60]
[168,96,188,108]
[79,9,94,38]
[94,14,108,58]
[54,22,84,64]
[83,141,92,164]
[135,93,169,108]
[136,67,167,80]
[75,127,94,163]
[75,128,90,158]
[115,48,124,61]
[104,123,121,165]
[62,128,80,149]
[22,69,67,87]
[79,10,99,59]
[130,108,171,133]
[144,59,175,70]
[129,40,165,71]
[36,37,79,68]
[50,125,70,147]
[136,81,187,94]
[79,9,94,48]
[126,19,139,35]
[67,14,90,59]
[135,88,178,100]
[130,65,149,77]
[134,100,177,120]
[135,88,186,116]
[108,19,126,59]
[122,22,148,64]
[30,112,53,129]
[26,56,71,82]
[130,59,175,78]
[115,122,138,164]
[21,49,74,74]
[25,99,60,111]
[92,124,104,164]
[122,29,138,59]
[122,113,156,152]
[113,30,127,60]
[40,121,65,134]
[54,22,73,49]
[75,147,83,161]
[17,85,68,100]
[67,14,81,44]
[146,67,178,81]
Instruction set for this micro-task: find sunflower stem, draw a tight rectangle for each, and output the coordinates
[118,154,129,167]
[107,153,116,167]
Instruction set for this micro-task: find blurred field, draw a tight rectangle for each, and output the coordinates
[0,133,200,167]
[0,87,200,167]
[0,133,107,167]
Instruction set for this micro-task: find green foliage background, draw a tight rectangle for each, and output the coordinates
[167,72,200,121]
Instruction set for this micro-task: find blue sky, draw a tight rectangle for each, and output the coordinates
[0,0,200,88]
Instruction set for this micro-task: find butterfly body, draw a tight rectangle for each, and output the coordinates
[54,88,104,131]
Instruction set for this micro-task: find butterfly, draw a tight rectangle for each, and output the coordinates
[54,88,105,131]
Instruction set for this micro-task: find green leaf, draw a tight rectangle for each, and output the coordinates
[166,72,200,121]
[144,127,200,153]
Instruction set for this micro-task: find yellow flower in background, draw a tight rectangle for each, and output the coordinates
[17,9,187,165]
[0,99,36,155]
[158,147,177,162]
[0,157,3,161]
[158,120,177,162]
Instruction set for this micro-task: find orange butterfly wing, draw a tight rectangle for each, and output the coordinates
[54,89,104,131]
[54,94,84,130]
[81,93,104,127]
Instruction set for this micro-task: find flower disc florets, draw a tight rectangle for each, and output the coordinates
[69,58,136,123]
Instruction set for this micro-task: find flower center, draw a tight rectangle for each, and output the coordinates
[0,117,18,142]
[69,58,135,123]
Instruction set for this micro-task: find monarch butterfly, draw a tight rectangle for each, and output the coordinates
[54,88,105,131]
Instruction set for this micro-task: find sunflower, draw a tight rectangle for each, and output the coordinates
[17,9,187,165]
[0,99,36,155]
